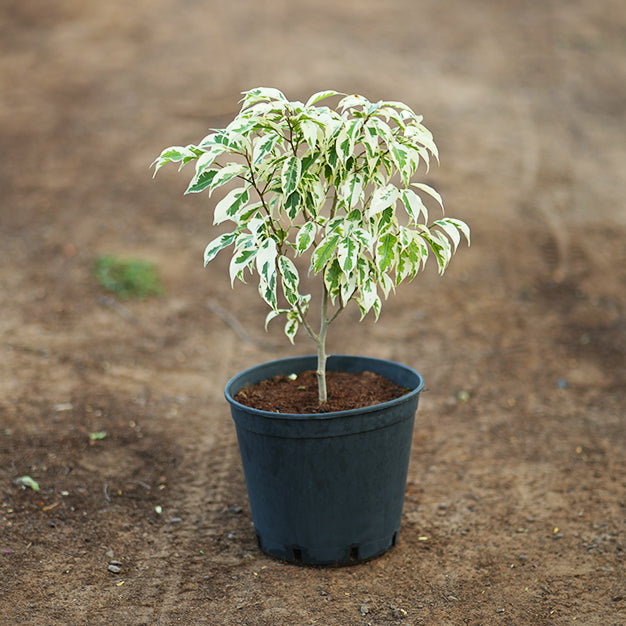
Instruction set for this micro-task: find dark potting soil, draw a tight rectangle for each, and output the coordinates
[233,369,409,414]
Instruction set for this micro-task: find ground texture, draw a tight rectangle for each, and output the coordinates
[1,1,625,624]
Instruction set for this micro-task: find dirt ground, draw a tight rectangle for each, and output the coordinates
[1,0,625,624]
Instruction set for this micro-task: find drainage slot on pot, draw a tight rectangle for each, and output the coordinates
[391,532,398,547]
[256,534,262,549]
[292,548,303,563]
[350,546,360,561]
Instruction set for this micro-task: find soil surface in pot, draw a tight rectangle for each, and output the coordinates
[234,370,409,413]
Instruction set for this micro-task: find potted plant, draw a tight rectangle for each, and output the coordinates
[153,87,469,565]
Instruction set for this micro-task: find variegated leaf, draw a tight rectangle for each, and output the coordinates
[376,232,398,273]
[281,156,302,196]
[337,236,359,273]
[312,234,340,273]
[203,232,237,266]
[278,256,301,307]
[368,184,399,218]
[412,182,444,210]
[305,89,341,107]
[213,186,250,225]
[295,222,317,254]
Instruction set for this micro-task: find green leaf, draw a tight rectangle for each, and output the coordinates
[14,476,40,492]
[241,87,288,107]
[278,255,301,306]
[281,156,302,196]
[89,431,107,441]
[337,236,359,273]
[335,127,352,162]
[229,235,257,284]
[284,191,301,220]
[209,163,247,193]
[204,232,237,266]
[252,133,282,164]
[185,168,219,194]
[213,186,250,225]
[323,259,343,303]
[151,145,198,175]
[284,313,299,344]
[390,143,411,184]
[312,234,340,273]
[376,233,398,272]
[295,222,317,254]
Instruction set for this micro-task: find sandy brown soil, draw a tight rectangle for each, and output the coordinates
[1,0,625,624]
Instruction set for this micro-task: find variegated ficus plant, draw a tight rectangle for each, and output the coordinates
[152,87,469,405]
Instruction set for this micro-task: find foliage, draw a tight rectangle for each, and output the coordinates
[95,254,163,300]
[153,88,469,404]
[14,476,40,492]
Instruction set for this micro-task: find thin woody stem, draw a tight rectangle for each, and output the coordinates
[316,284,330,405]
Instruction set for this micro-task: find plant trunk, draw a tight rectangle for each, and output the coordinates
[316,285,329,405]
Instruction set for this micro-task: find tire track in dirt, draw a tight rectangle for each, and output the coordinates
[148,416,246,623]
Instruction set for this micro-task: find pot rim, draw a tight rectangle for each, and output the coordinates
[224,354,424,420]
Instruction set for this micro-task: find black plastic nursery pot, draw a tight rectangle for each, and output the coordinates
[225,354,425,566]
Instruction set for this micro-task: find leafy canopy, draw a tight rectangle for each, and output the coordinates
[152,87,470,345]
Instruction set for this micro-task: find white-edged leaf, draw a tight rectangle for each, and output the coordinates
[151,145,198,175]
[440,217,471,246]
[412,182,444,211]
[323,260,342,303]
[335,127,352,162]
[284,313,299,344]
[241,87,288,105]
[300,118,320,150]
[376,233,398,272]
[185,168,219,194]
[338,94,369,111]
[252,133,281,164]
[357,275,380,319]
[340,271,357,306]
[337,236,359,273]
[295,222,317,254]
[368,184,399,218]
[339,172,364,209]
[203,232,237,266]
[265,308,287,330]
[213,186,250,225]
[229,239,257,285]
[434,219,461,251]
[278,255,301,306]
[305,90,341,107]
[401,188,428,223]
[195,149,222,175]
[312,234,340,273]
[209,163,247,193]
[256,238,278,309]
[281,156,302,196]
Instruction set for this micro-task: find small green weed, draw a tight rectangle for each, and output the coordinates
[94,254,163,300]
